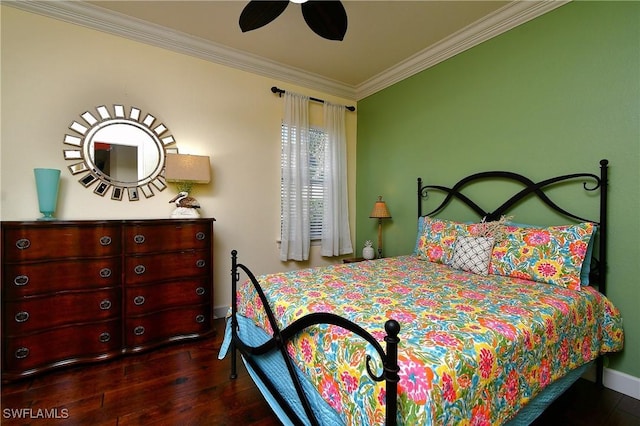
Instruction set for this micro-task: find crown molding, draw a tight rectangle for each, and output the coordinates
[6,0,568,102]
[356,0,570,100]
[6,0,357,99]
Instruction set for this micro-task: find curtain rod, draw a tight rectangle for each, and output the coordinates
[270,86,356,112]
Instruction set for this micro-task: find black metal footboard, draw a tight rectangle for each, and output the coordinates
[229,250,400,426]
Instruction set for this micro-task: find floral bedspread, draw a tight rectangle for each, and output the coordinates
[235,255,624,425]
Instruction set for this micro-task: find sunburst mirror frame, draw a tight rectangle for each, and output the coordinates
[63,105,178,201]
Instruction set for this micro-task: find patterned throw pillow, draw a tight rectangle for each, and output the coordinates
[580,224,597,286]
[506,222,598,286]
[413,216,427,255]
[416,217,471,264]
[489,222,596,290]
[450,236,495,275]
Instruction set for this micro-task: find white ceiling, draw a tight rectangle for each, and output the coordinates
[9,1,568,100]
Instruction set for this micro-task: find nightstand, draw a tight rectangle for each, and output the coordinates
[343,257,367,263]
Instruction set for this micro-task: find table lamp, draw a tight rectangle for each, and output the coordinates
[369,196,391,258]
[165,153,211,218]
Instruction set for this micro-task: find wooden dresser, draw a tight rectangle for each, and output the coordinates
[1,218,215,383]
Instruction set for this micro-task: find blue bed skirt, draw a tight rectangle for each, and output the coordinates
[219,314,343,425]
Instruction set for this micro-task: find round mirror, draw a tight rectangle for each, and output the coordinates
[63,105,178,200]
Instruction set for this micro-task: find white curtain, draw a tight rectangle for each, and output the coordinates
[321,102,353,256]
[280,92,310,261]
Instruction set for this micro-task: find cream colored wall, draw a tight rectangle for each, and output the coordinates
[0,6,357,316]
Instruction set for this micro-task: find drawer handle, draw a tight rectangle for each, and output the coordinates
[15,311,30,323]
[100,236,112,246]
[15,347,30,359]
[195,232,206,241]
[15,238,31,250]
[195,314,205,324]
[99,299,112,310]
[196,287,205,296]
[134,234,146,244]
[134,265,146,275]
[14,275,29,286]
[99,332,111,343]
[133,295,145,306]
[196,259,206,268]
[134,326,145,336]
[100,268,112,278]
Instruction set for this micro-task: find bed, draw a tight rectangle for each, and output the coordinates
[219,159,624,425]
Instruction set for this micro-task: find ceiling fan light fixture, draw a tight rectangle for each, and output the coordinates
[290,0,308,3]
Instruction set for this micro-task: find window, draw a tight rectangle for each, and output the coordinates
[281,124,327,240]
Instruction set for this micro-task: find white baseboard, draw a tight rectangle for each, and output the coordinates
[583,365,640,400]
[603,368,640,399]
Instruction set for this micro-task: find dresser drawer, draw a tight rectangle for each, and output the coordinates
[125,278,210,315]
[124,250,210,284]
[124,221,211,254]
[2,224,120,262]
[125,306,212,349]
[3,320,122,373]
[4,289,121,335]
[3,259,121,298]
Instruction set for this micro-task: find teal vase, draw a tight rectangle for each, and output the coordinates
[34,168,61,220]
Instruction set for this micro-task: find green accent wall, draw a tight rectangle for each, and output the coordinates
[356,2,639,378]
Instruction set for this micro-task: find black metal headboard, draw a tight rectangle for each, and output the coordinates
[417,159,609,295]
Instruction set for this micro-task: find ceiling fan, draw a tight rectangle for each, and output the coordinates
[239,0,348,41]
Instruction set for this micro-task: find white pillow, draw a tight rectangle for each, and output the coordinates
[450,236,494,275]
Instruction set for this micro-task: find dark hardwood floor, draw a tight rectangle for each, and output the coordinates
[2,318,639,425]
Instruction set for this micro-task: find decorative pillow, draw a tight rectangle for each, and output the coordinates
[489,222,596,290]
[413,216,427,255]
[505,221,598,286]
[416,217,472,264]
[580,225,597,286]
[450,236,495,275]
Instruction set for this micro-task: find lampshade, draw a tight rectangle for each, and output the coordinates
[369,196,391,219]
[165,153,211,183]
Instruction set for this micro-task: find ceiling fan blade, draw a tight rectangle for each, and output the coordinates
[239,1,289,33]
[301,1,347,41]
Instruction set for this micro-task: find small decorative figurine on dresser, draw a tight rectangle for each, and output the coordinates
[362,240,375,260]
[169,192,201,218]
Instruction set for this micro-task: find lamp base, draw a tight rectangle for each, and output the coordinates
[170,207,200,219]
[377,220,384,258]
